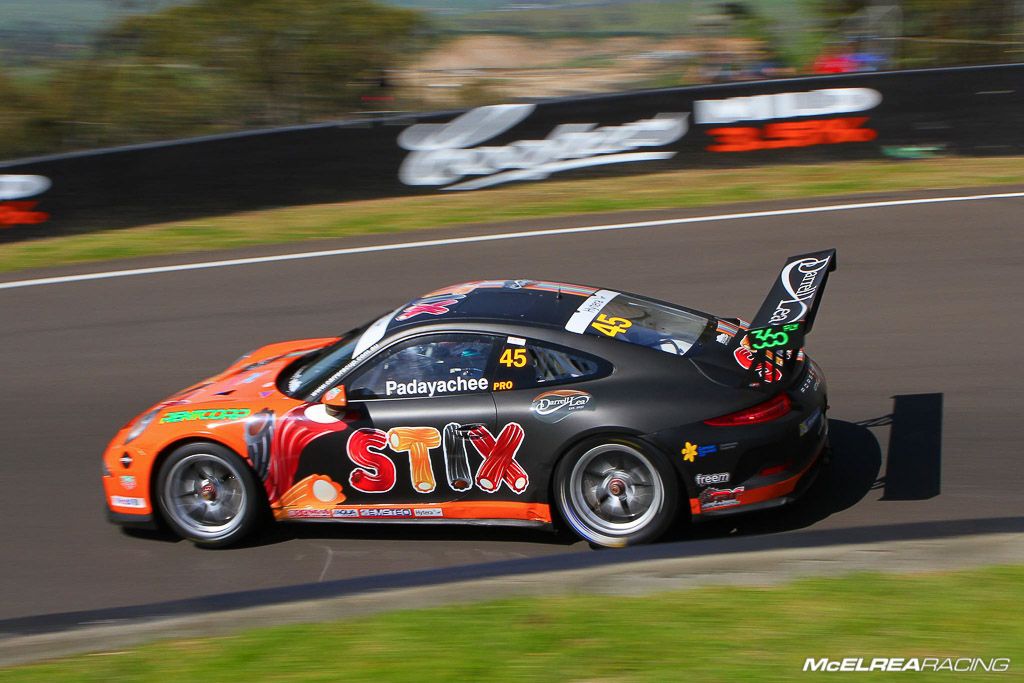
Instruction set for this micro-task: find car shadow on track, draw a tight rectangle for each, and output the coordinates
[258,519,578,547]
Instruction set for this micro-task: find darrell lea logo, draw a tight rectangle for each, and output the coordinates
[398,104,688,191]
[768,255,832,325]
[531,390,593,423]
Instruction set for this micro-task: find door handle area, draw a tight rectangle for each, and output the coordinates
[454,423,486,438]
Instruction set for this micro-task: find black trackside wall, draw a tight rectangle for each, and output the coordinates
[2,63,1023,242]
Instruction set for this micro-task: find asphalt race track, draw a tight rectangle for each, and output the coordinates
[1,188,1022,623]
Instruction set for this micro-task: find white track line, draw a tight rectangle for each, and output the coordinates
[2,190,1023,291]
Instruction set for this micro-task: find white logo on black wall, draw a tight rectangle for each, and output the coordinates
[396,87,882,191]
[398,104,689,191]
[0,175,51,201]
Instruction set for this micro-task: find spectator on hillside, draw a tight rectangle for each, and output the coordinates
[812,44,857,74]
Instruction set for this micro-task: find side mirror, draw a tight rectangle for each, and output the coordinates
[321,385,348,409]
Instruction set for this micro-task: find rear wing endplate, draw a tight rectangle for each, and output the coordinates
[736,248,837,387]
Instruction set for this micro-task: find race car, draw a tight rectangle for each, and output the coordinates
[102,249,835,548]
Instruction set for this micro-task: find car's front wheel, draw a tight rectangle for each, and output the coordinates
[156,442,263,548]
[554,436,679,548]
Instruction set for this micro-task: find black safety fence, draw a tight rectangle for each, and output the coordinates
[1,63,1023,242]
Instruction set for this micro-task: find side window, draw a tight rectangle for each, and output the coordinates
[346,334,495,399]
[493,338,607,391]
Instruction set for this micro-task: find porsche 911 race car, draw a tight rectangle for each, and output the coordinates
[102,249,835,548]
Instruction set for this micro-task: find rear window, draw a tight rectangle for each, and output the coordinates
[568,292,712,357]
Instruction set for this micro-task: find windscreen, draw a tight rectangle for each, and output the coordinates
[568,292,712,357]
[282,321,371,398]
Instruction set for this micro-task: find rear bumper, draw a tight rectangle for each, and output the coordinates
[690,438,827,519]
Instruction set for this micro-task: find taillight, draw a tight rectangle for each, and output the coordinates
[704,394,792,427]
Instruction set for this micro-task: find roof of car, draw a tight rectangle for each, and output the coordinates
[388,280,599,332]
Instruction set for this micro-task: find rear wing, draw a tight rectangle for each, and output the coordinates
[735,249,837,387]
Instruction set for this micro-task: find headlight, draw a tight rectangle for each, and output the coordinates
[125,408,160,444]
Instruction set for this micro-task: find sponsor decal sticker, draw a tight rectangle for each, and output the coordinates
[332,508,359,518]
[396,294,465,321]
[353,307,404,357]
[590,313,633,338]
[748,323,801,351]
[385,376,489,397]
[342,422,532,497]
[699,486,745,511]
[695,472,730,486]
[767,255,833,326]
[531,389,593,423]
[499,347,528,368]
[287,508,332,519]
[565,289,620,333]
[160,408,252,423]
[799,408,824,436]
[413,507,444,518]
[799,364,821,394]
[111,495,145,509]
[682,441,717,463]
[733,347,783,383]
[119,475,137,490]
[682,442,697,462]
[359,507,413,518]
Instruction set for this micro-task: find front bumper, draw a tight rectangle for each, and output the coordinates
[106,507,158,529]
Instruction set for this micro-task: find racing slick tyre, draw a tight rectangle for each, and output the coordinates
[156,442,263,548]
[554,436,679,548]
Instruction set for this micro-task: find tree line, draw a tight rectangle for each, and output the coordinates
[0,0,428,159]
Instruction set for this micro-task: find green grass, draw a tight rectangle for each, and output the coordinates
[2,566,1021,681]
[5,156,1024,276]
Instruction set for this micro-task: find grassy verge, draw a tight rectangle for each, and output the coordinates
[2,566,1021,681]
[4,156,1024,276]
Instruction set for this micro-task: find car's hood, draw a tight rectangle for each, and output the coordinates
[166,337,338,405]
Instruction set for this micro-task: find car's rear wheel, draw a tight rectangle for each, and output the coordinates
[156,442,262,548]
[554,436,679,548]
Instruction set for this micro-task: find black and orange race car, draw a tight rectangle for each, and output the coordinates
[102,249,835,548]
